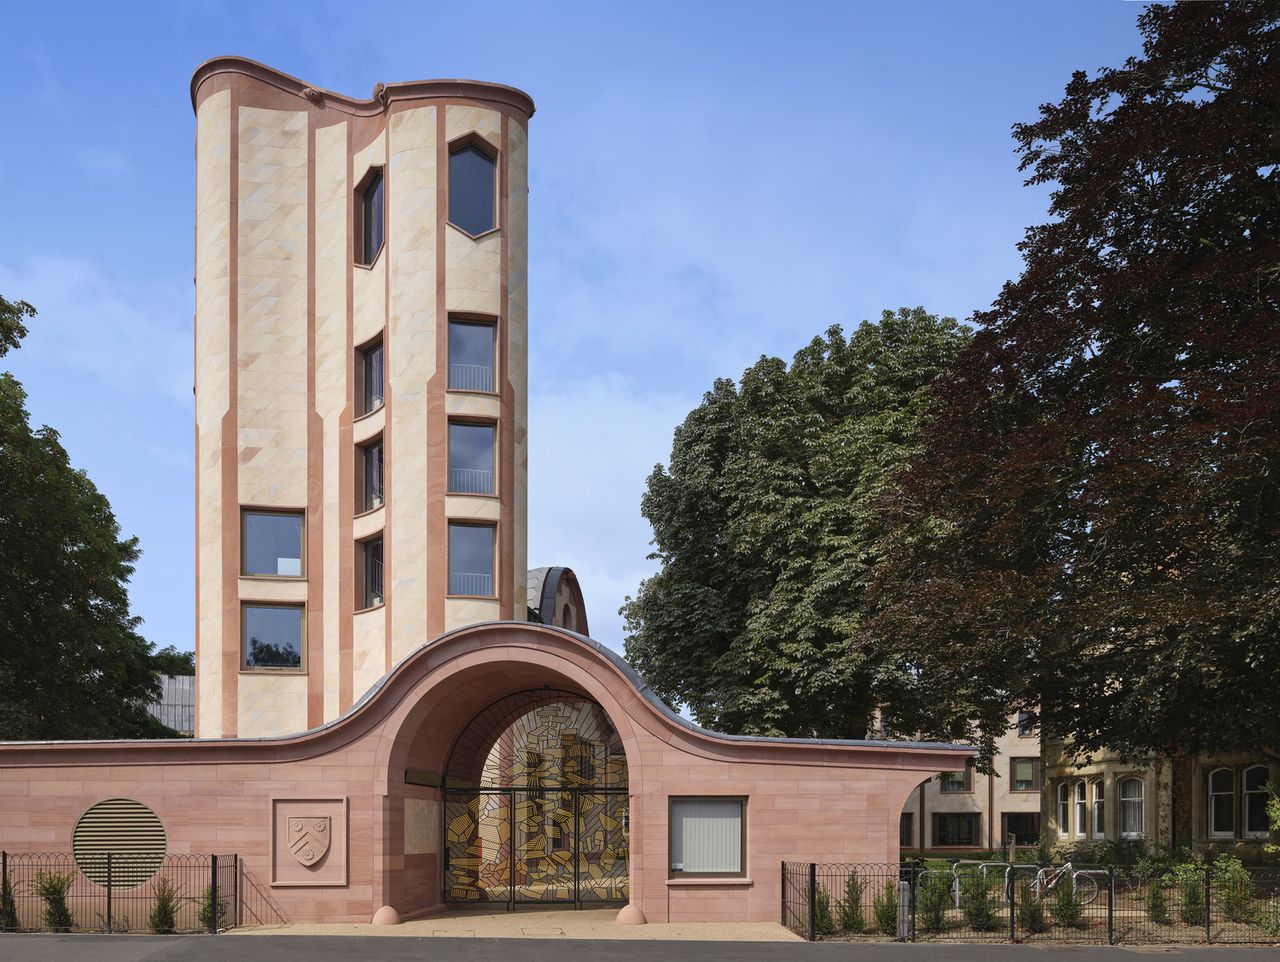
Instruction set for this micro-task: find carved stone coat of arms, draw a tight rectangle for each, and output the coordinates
[287,816,331,867]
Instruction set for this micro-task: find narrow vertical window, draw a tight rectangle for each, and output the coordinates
[1208,768,1235,838]
[1119,778,1145,838]
[359,537,384,609]
[1073,780,1087,837]
[448,422,495,495]
[448,319,495,392]
[361,439,384,512]
[356,168,384,266]
[359,339,384,415]
[899,812,914,847]
[448,142,497,236]
[1057,782,1070,837]
[1092,779,1105,837]
[1243,765,1270,837]
[448,522,494,596]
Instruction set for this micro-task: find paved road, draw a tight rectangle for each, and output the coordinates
[1,937,1279,962]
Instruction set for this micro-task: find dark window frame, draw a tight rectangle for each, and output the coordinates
[240,508,306,579]
[357,536,384,611]
[1009,757,1042,793]
[446,134,500,239]
[932,812,980,848]
[939,761,974,794]
[447,419,498,496]
[240,602,306,672]
[446,520,497,599]
[355,166,385,267]
[358,437,385,514]
[355,336,385,417]
[447,315,499,395]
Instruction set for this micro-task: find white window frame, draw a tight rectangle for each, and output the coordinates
[1208,767,1235,839]
[1091,778,1105,838]
[1073,780,1088,837]
[1243,765,1270,838]
[1119,777,1145,839]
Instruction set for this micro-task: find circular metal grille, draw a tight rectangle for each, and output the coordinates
[71,797,167,889]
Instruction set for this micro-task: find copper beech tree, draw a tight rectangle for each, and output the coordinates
[869,1,1280,763]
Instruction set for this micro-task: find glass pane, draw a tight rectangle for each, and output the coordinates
[364,539,383,608]
[363,343,384,413]
[1244,766,1268,792]
[670,799,741,874]
[449,321,495,392]
[362,170,384,262]
[449,146,496,235]
[449,423,495,494]
[243,605,303,668]
[940,771,965,792]
[1210,769,1233,794]
[449,523,493,596]
[1245,786,1268,834]
[1013,760,1034,791]
[243,512,303,576]
[364,442,383,510]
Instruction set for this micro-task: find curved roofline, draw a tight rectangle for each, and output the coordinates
[190,56,535,118]
[0,621,971,759]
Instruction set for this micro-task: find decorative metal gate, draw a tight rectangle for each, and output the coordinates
[442,691,629,907]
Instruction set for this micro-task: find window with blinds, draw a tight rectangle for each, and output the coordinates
[669,797,745,877]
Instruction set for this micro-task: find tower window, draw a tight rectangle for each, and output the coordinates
[241,510,304,578]
[448,422,495,495]
[356,167,384,265]
[360,438,384,512]
[359,537,384,609]
[448,318,496,392]
[358,338,384,415]
[448,522,494,597]
[448,143,497,236]
[242,604,304,670]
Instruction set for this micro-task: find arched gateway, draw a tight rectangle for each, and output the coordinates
[0,622,972,925]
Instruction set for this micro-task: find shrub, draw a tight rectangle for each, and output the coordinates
[838,872,866,933]
[917,870,951,934]
[873,880,899,936]
[1258,901,1280,938]
[33,870,75,932]
[960,872,1001,931]
[198,884,229,932]
[1015,880,1047,934]
[813,885,836,937]
[1049,872,1082,928]
[148,877,180,934]
[1145,882,1170,925]
[0,865,17,932]
[1167,862,1206,927]
[1212,854,1255,924]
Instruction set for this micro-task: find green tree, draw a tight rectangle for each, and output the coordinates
[622,309,970,739]
[152,646,195,676]
[0,297,172,739]
[870,1,1280,761]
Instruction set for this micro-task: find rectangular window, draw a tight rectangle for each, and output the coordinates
[1074,781,1088,836]
[448,522,494,596]
[1002,812,1040,846]
[448,422,496,495]
[360,439,384,512]
[899,811,914,847]
[940,763,972,793]
[1119,778,1145,838]
[1244,766,1270,837]
[669,797,744,877]
[358,340,384,415]
[448,319,495,393]
[357,168,384,266]
[1092,779,1105,837]
[1011,758,1041,792]
[242,604,303,670]
[933,813,979,847]
[359,537,383,609]
[1209,768,1235,838]
[241,510,304,577]
[1016,711,1035,736]
[1058,783,1070,837]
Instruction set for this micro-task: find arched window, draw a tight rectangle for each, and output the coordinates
[1209,767,1235,838]
[1243,765,1270,837]
[1073,780,1088,837]
[1119,778,1144,838]
[1057,782,1070,837]
[1091,779,1105,837]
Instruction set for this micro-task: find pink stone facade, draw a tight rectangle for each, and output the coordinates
[0,623,969,924]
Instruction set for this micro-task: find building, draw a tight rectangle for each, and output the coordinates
[1041,742,1277,857]
[145,675,195,736]
[0,58,973,927]
[897,712,1042,854]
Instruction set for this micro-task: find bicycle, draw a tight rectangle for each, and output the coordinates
[1013,862,1100,905]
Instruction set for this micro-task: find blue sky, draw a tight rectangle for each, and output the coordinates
[0,1,1145,655]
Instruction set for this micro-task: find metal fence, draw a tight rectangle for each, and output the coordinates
[0,852,286,935]
[782,861,1280,944]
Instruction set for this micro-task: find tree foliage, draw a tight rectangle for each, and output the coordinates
[869,2,1280,761]
[0,297,172,739]
[622,308,970,738]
